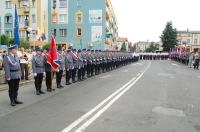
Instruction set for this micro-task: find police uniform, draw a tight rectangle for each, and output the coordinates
[77,50,84,81]
[44,49,53,92]
[32,48,46,95]
[65,49,73,85]
[86,49,92,77]
[56,48,64,88]
[81,49,87,80]
[72,49,78,83]
[3,45,23,106]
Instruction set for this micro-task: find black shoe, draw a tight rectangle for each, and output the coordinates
[52,88,55,91]
[36,91,40,95]
[10,102,16,106]
[60,85,64,88]
[39,91,45,94]
[15,100,23,104]
[47,89,52,92]
[66,82,71,85]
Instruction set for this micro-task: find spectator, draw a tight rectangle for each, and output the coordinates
[18,48,29,80]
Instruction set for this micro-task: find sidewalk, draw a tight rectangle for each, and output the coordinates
[0,78,34,92]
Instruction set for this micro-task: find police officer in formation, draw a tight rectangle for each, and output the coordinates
[3,45,23,106]
[4,46,139,106]
[56,47,64,88]
[65,49,73,85]
[32,47,46,95]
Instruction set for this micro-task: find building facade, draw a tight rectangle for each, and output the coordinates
[177,30,200,51]
[0,0,48,47]
[116,37,129,51]
[48,0,118,50]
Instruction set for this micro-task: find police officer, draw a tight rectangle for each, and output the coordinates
[56,47,64,88]
[77,49,84,81]
[86,49,92,77]
[72,49,78,83]
[3,45,23,106]
[81,49,87,80]
[43,48,54,92]
[32,47,46,95]
[65,49,73,85]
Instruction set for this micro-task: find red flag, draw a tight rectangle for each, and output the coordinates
[47,36,59,70]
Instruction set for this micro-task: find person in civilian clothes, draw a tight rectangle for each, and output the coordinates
[32,47,46,95]
[56,47,64,88]
[3,45,23,106]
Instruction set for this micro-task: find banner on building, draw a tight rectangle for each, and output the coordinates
[91,26,102,42]
[89,10,102,23]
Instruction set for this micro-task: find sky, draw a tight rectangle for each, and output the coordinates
[111,0,200,43]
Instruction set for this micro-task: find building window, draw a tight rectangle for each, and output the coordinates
[5,16,12,24]
[194,39,198,45]
[32,14,36,23]
[53,0,56,9]
[53,29,57,36]
[60,29,67,37]
[5,1,11,9]
[52,14,57,23]
[76,12,83,24]
[19,31,26,38]
[32,0,36,7]
[6,31,12,37]
[59,14,67,23]
[77,0,81,7]
[187,39,190,44]
[59,0,67,8]
[76,27,82,36]
[19,0,29,8]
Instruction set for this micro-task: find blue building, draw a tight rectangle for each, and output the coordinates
[48,0,118,50]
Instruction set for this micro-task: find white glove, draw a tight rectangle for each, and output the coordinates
[7,78,11,81]
[43,72,46,77]
[57,69,59,72]
[33,73,37,77]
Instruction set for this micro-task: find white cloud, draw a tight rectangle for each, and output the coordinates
[111,0,200,43]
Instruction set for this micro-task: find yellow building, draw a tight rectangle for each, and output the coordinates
[13,0,48,47]
[177,30,200,51]
[105,0,118,50]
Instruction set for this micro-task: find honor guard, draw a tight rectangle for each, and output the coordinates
[81,49,87,80]
[56,47,64,88]
[32,47,46,95]
[65,49,73,85]
[77,49,84,81]
[3,45,23,106]
[44,48,54,92]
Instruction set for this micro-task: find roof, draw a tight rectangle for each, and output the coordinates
[117,37,128,42]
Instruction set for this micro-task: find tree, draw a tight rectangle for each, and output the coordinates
[19,38,30,49]
[161,21,178,52]
[130,44,137,52]
[145,42,159,52]
[0,35,9,46]
[120,42,127,52]
[43,43,50,50]
[9,38,14,45]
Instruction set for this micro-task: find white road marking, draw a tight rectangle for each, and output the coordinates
[61,62,151,132]
[152,106,185,117]
[73,62,151,132]
[99,75,111,79]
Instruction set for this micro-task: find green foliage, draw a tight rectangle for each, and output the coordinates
[43,43,50,50]
[120,42,127,52]
[9,38,14,45]
[130,44,136,52]
[145,42,159,52]
[19,39,30,49]
[161,21,178,52]
[0,35,9,46]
